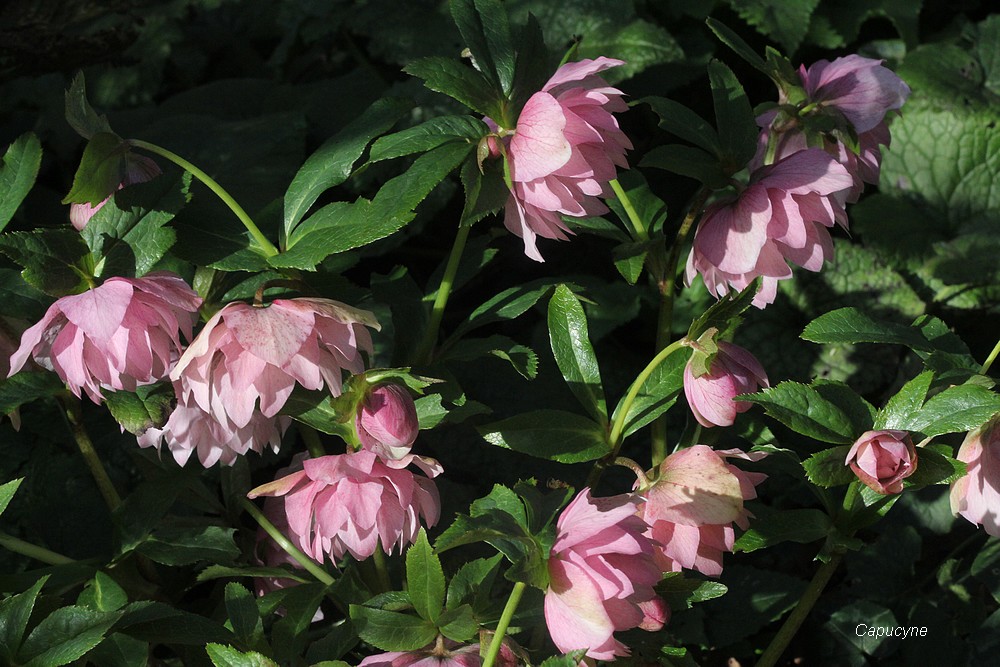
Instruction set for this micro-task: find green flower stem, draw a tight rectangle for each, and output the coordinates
[482,581,526,667]
[129,139,280,258]
[241,498,334,587]
[756,552,844,667]
[58,396,122,512]
[981,337,1000,374]
[588,338,687,488]
[0,531,75,566]
[372,544,392,593]
[299,425,327,459]
[609,179,648,241]
[415,222,471,364]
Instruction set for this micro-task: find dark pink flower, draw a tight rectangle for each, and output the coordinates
[683,341,768,428]
[70,154,161,231]
[359,638,517,667]
[170,297,378,446]
[951,419,1000,536]
[544,489,667,660]
[357,383,419,461]
[9,272,201,403]
[846,429,917,494]
[685,149,853,307]
[639,446,766,576]
[247,450,441,563]
[489,57,632,261]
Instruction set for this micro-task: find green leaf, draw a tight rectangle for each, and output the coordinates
[405,530,445,624]
[404,57,502,119]
[735,508,832,552]
[115,601,235,645]
[224,583,265,652]
[574,19,683,82]
[446,555,503,611]
[479,410,611,463]
[801,307,931,350]
[458,155,509,226]
[135,526,240,566]
[450,0,515,95]
[443,336,539,380]
[802,446,855,487]
[539,652,589,667]
[19,606,121,667]
[84,633,148,667]
[742,382,857,444]
[62,132,128,206]
[611,240,649,285]
[78,573,128,613]
[606,170,668,234]
[705,18,768,74]
[639,96,721,155]
[640,144,728,187]
[875,371,933,430]
[449,279,563,341]
[905,384,1000,437]
[370,116,488,163]
[103,383,174,436]
[0,372,65,414]
[812,381,877,435]
[906,445,965,488]
[0,576,49,662]
[283,97,410,237]
[64,72,114,140]
[708,60,758,170]
[612,346,691,438]
[724,0,821,54]
[206,644,279,667]
[688,278,760,342]
[0,478,23,518]
[547,285,607,424]
[81,173,188,278]
[0,229,92,297]
[196,565,310,585]
[0,133,42,232]
[348,606,438,652]
[436,604,478,643]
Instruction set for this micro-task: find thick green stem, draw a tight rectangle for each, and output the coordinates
[609,179,648,241]
[129,140,279,258]
[415,222,471,364]
[372,545,392,593]
[299,425,327,459]
[588,338,687,487]
[482,581,526,667]
[0,532,75,566]
[756,552,843,667]
[59,396,122,512]
[982,338,1000,374]
[241,498,334,586]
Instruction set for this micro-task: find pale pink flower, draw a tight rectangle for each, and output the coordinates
[489,57,632,261]
[544,489,667,660]
[9,272,201,403]
[683,341,768,428]
[247,450,441,563]
[359,638,516,667]
[136,400,289,467]
[685,148,853,307]
[951,419,1000,536]
[356,383,419,461]
[639,446,767,576]
[70,154,161,230]
[170,297,379,445]
[846,429,917,495]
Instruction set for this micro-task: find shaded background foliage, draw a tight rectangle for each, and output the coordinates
[1,0,999,665]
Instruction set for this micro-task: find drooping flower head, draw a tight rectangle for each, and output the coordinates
[170,297,379,446]
[685,148,853,307]
[544,489,667,660]
[356,383,420,461]
[9,272,201,403]
[70,153,161,231]
[846,429,918,495]
[638,446,767,576]
[488,57,632,261]
[359,638,517,667]
[248,450,441,563]
[683,341,768,428]
[952,419,1000,536]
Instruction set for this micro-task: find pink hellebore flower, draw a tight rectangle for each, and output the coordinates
[9,272,201,403]
[951,419,1000,536]
[356,383,420,461]
[247,450,441,563]
[359,638,517,667]
[544,489,668,661]
[70,154,161,231]
[845,429,918,495]
[683,341,768,428]
[490,57,632,261]
[170,297,379,445]
[639,446,767,576]
[685,148,853,307]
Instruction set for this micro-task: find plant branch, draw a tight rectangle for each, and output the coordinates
[415,222,471,364]
[982,337,1000,374]
[0,532,75,566]
[241,498,334,586]
[482,581,526,667]
[609,179,648,241]
[58,395,122,512]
